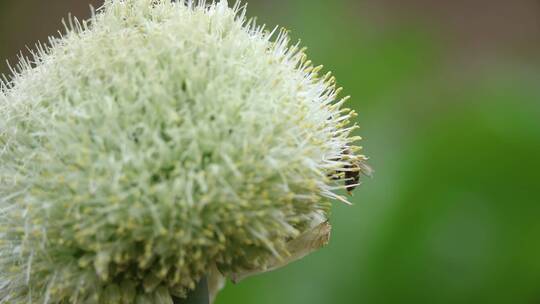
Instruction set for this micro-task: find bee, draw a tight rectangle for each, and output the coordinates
[344,161,361,194]
[328,147,371,195]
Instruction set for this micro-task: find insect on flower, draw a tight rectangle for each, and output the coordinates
[329,147,372,195]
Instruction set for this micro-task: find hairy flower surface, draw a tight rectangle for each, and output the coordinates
[0,0,368,303]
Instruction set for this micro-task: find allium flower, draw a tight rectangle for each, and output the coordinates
[0,0,369,303]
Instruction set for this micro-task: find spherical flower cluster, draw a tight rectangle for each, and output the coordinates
[0,0,368,303]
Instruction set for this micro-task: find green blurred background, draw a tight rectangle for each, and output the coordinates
[1,1,539,303]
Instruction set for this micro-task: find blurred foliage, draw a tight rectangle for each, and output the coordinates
[1,0,539,303]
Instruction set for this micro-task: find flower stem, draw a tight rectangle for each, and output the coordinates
[172,276,209,304]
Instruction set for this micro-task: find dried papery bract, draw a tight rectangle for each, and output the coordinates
[0,0,369,303]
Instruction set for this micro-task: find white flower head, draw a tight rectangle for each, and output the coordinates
[0,0,369,302]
